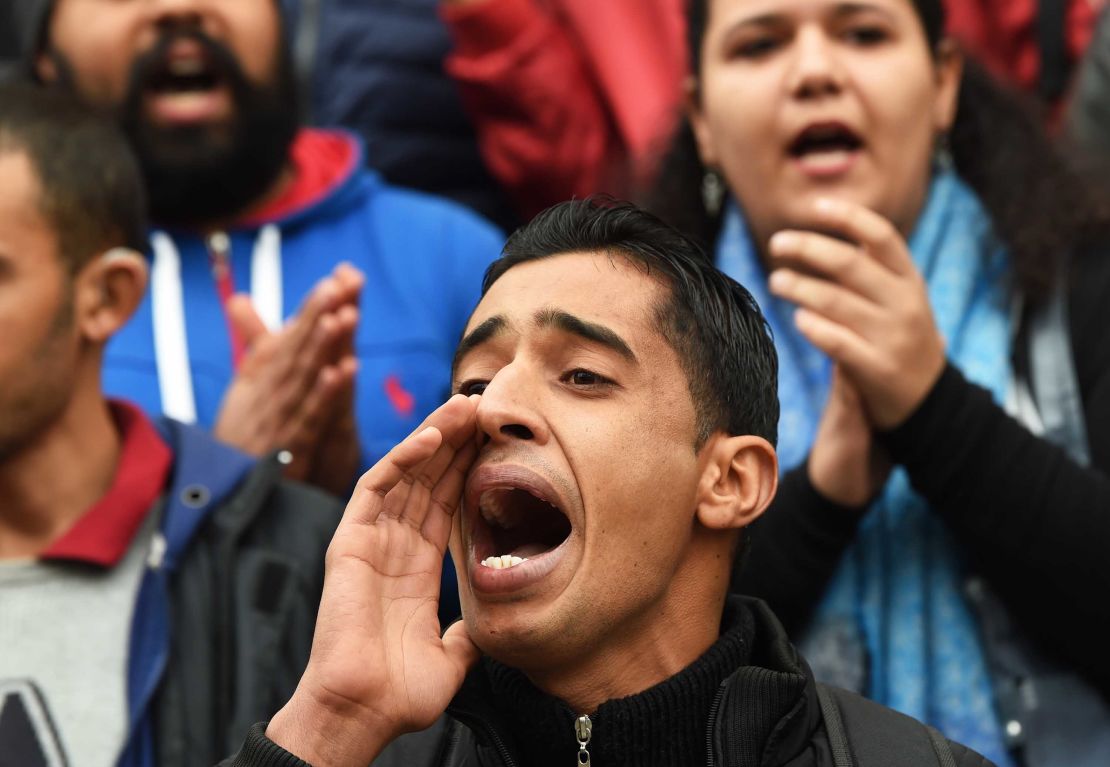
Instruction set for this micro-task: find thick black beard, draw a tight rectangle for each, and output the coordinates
[48,30,299,229]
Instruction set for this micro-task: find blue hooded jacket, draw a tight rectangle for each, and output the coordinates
[103,131,502,470]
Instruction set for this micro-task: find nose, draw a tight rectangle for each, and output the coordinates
[787,26,845,99]
[474,362,549,447]
[147,0,207,33]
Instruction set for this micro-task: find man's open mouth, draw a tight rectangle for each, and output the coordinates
[139,39,233,125]
[475,486,572,570]
[147,54,224,96]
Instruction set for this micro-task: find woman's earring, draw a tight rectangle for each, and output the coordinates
[702,168,725,217]
[933,133,954,171]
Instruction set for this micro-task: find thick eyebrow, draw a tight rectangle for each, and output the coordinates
[535,309,637,363]
[723,3,894,34]
[452,315,508,375]
[830,3,898,22]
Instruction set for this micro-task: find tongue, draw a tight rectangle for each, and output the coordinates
[512,542,552,558]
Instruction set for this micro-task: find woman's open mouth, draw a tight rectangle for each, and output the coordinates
[788,121,864,178]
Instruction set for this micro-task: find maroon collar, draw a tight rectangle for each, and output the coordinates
[237,128,360,227]
[41,401,173,567]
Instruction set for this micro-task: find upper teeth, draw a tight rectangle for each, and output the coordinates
[481,555,527,569]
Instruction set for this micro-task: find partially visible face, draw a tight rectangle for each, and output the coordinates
[449,252,709,672]
[690,0,960,245]
[0,151,79,460]
[41,0,297,225]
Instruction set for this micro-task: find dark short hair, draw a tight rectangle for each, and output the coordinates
[484,198,779,448]
[0,82,147,270]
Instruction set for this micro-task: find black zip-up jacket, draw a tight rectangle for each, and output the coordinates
[224,597,994,767]
[154,452,342,767]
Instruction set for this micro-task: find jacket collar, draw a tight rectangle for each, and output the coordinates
[711,597,823,765]
[152,418,256,572]
[447,596,821,767]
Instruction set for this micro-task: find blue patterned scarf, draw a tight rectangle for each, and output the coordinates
[717,170,1014,765]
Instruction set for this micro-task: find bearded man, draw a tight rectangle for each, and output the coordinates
[9,0,502,504]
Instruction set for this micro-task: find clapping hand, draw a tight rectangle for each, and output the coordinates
[214,263,364,495]
[768,198,947,430]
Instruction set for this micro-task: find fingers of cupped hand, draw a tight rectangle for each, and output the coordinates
[387,399,480,527]
[809,198,915,276]
[342,395,478,528]
[345,427,446,528]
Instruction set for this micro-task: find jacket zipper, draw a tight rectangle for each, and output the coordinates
[575,714,592,766]
[705,684,726,767]
[207,231,231,276]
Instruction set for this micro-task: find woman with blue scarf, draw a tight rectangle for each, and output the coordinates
[651,1,1110,766]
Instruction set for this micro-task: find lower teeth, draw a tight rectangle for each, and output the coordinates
[481,555,527,570]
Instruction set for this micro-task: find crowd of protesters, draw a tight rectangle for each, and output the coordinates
[1,1,1108,766]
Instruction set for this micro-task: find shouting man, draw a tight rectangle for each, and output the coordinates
[225,200,994,767]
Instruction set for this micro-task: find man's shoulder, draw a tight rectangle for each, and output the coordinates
[207,455,343,555]
[159,418,341,557]
[817,685,997,767]
[360,177,504,248]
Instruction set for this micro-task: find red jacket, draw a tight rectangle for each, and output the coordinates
[944,0,1102,102]
[442,0,685,218]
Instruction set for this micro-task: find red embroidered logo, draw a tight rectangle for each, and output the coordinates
[384,375,415,418]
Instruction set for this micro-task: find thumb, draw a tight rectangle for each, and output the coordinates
[441,620,481,680]
[226,293,269,349]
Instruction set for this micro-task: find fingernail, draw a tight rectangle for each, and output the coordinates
[769,231,796,252]
[769,270,790,292]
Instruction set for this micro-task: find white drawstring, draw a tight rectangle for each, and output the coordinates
[251,224,283,332]
[150,225,283,424]
[151,232,197,424]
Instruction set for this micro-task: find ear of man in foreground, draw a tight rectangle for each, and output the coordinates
[223,200,996,767]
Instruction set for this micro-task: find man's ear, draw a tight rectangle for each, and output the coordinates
[35,51,58,84]
[74,248,148,344]
[932,38,964,134]
[695,434,778,531]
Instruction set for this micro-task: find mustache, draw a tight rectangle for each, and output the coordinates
[122,28,250,112]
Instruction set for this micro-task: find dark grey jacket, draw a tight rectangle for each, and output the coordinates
[224,597,993,767]
[148,425,341,767]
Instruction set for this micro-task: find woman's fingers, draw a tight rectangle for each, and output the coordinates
[768,229,897,305]
[809,197,916,276]
[769,267,884,334]
[793,307,885,377]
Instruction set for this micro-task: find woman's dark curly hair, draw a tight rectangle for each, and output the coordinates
[647,0,1109,300]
